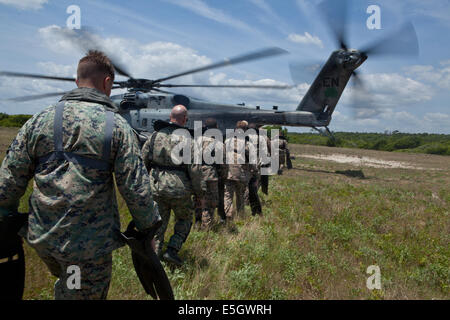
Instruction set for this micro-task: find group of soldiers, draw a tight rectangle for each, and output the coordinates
[0,50,290,300]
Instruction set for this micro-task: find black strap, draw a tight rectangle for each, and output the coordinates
[37,102,115,171]
[102,110,114,162]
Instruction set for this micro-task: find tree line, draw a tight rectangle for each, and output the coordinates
[286,130,450,156]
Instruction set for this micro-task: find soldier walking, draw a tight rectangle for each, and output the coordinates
[142,105,203,266]
[0,50,161,300]
[223,121,251,221]
[192,118,225,229]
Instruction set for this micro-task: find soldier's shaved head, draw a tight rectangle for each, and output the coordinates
[170,105,188,126]
[76,50,115,96]
[205,118,217,129]
[236,120,248,130]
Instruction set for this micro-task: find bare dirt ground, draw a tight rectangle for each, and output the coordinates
[291,144,450,171]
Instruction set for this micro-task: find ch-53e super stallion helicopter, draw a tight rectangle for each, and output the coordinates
[0,0,418,138]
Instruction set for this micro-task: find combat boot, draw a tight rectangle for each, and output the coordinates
[162,248,183,266]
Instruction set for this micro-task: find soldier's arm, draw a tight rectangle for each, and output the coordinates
[113,116,160,231]
[141,134,153,172]
[0,120,35,216]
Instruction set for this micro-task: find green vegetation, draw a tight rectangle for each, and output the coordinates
[287,131,450,156]
[0,113,32,127]
[0,127,448,300]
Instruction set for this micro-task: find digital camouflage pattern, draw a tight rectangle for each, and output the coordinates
[36,250,112,300]
[153,196,193,253]
[141,123,203,253]
[279,137,288,171]
[0,88,161,262]
[224,180,247,219]
[223,135,252,219]
[224,136,251,183]
[191,135,225,228]
[142,125,196,198]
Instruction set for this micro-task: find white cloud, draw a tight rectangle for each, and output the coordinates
[287,32,324,48]
[341,73,433,119]
[37,62,76,77]
[4,25,302,114]
[404,63,450,89]
[248,0,290,35]
[0,0,47,10]
[164,0,260,36]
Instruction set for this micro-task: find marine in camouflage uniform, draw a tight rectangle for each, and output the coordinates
[223,121,251,221]
[245,123,271,215]
[0,51,160,300]
[141,106,204,265]
[278,134,288,174]
[192,118,225,229]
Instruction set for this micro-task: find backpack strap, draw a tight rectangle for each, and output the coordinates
[37,102,115,171]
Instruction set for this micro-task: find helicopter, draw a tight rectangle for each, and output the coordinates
[0,0,418,139]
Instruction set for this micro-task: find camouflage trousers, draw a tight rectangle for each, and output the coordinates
[224,180,247,220]
[195,181,219,229]
[279,151,286,171]
[248,173,262,215]
[35,249,112,300]
[154,196,193,254]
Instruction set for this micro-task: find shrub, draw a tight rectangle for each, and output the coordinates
[392,136,421,150]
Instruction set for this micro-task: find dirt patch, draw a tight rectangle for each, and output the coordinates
[297,153,442,170]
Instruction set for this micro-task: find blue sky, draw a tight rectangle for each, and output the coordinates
[0,0,449,133]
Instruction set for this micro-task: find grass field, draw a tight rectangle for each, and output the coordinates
[0,127,448,300]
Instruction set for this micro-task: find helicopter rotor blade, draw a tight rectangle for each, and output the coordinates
[159,84,294,89]
[52,27,134,79]
[289,61,325,85]
[317,0,349,50]
[360,21,419,57]
[3,91,71,102]
[348,71,379,119]
[153,47,289,83]
[151,88,179,95]
[0,71,76,83]
[4,86,122,102]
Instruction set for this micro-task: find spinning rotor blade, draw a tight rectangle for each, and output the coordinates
[4,91,71,102]
[360,22,419,57]
[349,71,378,119]
[159,83,293,89]
[151,88,179,95]
[5,86,122,102]
[289,61,324,85]
[52,27,134,78]
[317,0,349,50]
[153,47,289,83]
[0,71,76,82]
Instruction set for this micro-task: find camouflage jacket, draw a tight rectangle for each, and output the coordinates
[0,87,161,262]
[190,135,226,193]
[141,121,205,198]
[224,135,251,183]
[279,138,288,155]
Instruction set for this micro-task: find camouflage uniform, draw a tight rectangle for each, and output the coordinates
[191,135,224,229]
[141,122,204,255]
[223,135,250,220]
[278,137,288,173]
[0,87,160,300]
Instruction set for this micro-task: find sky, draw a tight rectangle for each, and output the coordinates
[0,0,449,133]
